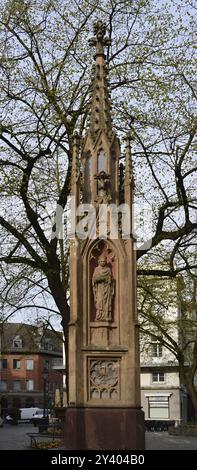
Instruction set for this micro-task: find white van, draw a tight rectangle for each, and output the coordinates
[6,407,40,422]
[20,408,40,421]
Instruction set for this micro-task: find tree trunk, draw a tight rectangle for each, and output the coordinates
[47,271,70,405]
[180,367,197,422]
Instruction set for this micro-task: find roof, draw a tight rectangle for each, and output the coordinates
[0,322,63,355]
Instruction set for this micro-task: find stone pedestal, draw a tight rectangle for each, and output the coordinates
[64,407,145,450]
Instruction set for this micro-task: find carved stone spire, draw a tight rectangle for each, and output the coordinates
[88,21,113,143]
[82,21,120,206]
[66,24,144,453]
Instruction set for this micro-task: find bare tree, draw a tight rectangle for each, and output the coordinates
[0,0,196,401]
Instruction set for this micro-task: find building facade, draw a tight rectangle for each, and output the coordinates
[140,354,181,423]
[139,296,183,423]
[0,322,63,416]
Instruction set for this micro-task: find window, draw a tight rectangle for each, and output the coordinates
[84,155,92,203]
[26,359,34,370]
[40,342,53,351]
[152,371,165,383]
[98,150,106,172]
[44,360,50,370]
[13,397,21,409]
[0,359,7,370]
[148,396,169,419]
[13,359,21,369]
[26,397,34,407]
[13,380,21,391]
[26,379,34,391]
[0,380,7,391]
[12,335,23,348]
[152,343,162,357]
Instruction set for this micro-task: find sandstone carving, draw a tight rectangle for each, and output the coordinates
[92,255,114,321]
[90,359,119,400]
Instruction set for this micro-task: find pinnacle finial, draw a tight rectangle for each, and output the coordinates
[93,20,107,40]
[89,20,111,54]
[87,20,113,142]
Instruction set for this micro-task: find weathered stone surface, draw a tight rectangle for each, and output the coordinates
[64,407,145,450]
[67,20,145,450]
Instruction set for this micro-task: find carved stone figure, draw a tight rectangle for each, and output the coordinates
[92,255,114,321]
[94,171,111,204]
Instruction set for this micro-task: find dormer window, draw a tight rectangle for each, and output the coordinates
[40,341,53,351]
[152,343,162,357]
[12,335,23,348]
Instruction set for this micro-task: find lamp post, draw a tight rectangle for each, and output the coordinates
[42,366,49,419]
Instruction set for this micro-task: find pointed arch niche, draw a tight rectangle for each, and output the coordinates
[83,152,92,203]
[87,239,120,347]
[97,148,106,173]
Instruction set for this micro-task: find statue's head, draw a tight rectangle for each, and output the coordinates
[98,255,107,267]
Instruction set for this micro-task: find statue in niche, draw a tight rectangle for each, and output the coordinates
[94,171,111,204]
[92,255,114,321]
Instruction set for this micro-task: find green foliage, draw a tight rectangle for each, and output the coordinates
[0,0,196,329]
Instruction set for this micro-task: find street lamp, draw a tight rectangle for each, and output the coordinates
[42,365,49,419]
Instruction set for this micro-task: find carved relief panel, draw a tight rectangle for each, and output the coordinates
[88,358,120,401]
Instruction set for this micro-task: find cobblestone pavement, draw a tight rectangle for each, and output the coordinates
[0,423,35,450]
[146,431,197,450]
[1,424,197,450]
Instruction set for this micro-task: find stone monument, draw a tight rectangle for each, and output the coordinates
[64,20,145,450]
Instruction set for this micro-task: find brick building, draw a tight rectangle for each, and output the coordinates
[0,322,63,416]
